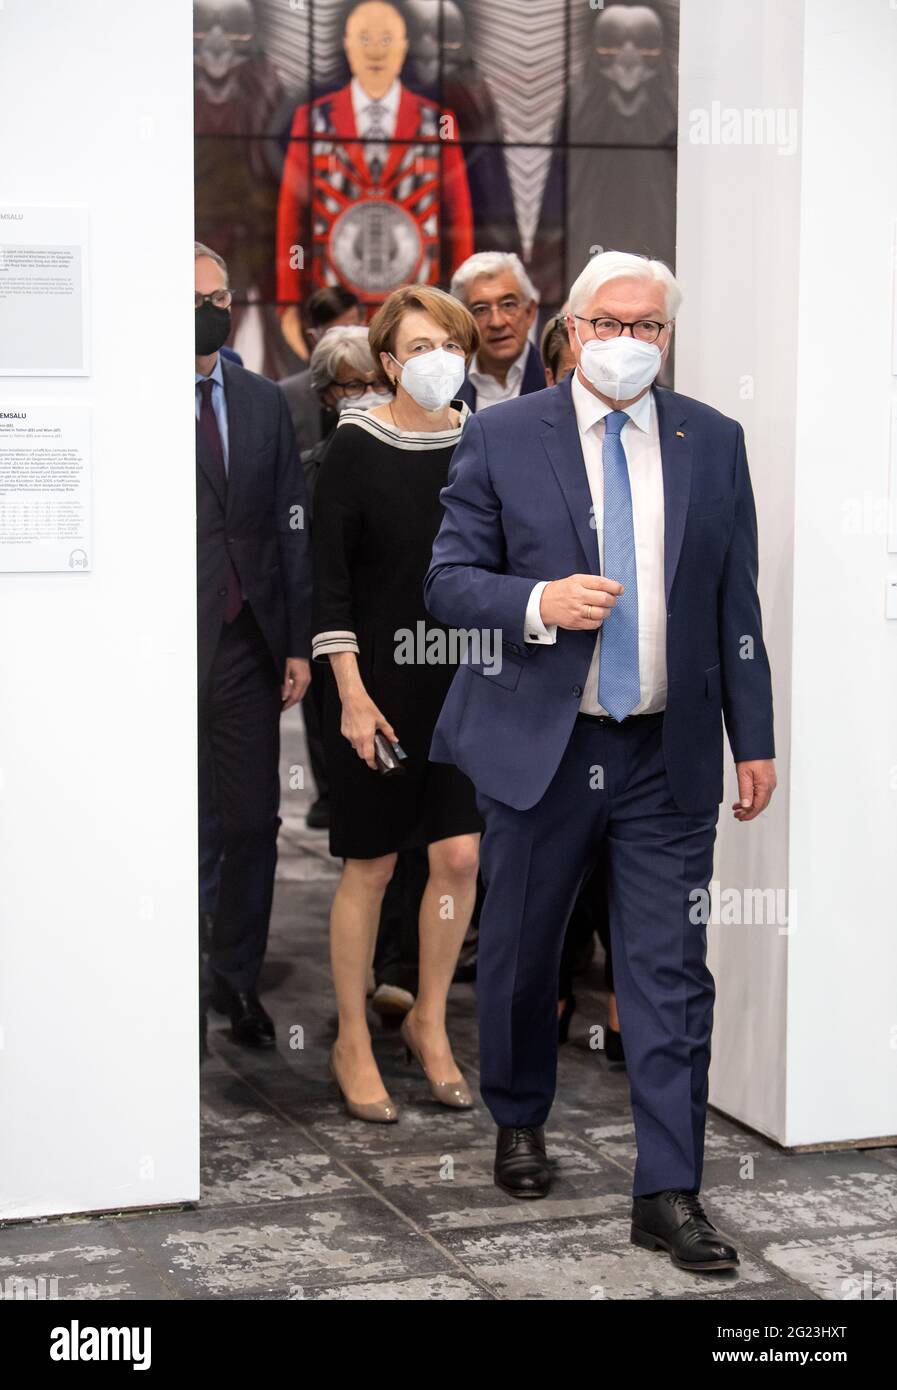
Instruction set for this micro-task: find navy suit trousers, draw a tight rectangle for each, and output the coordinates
[198,605,282,998]
[475,711,719,1197]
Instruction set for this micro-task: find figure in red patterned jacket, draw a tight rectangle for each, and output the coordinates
[276,0,473,356]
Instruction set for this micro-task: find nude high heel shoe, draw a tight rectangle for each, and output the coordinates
[400,1017,473,1109]
[328,1047,399,1123]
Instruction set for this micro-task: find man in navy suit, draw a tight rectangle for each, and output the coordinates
[195,242,311,1058]
[425,251,776,1272]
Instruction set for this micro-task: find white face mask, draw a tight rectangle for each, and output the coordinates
[575,321,664,402]
[390,348,466,411]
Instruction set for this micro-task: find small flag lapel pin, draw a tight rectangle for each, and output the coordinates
[675,430,685,438]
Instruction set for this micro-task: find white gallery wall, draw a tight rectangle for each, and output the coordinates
[0,1,198,1216]
[677,0,897,1146]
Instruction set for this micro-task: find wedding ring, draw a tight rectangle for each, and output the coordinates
[586,605,593,621]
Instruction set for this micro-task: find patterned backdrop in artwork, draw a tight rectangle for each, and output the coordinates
[194,0,680,378]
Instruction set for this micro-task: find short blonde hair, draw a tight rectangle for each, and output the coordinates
[368,284,479,363]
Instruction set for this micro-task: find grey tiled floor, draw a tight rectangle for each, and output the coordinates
[3,719,896,1300]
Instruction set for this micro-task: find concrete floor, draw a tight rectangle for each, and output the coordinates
[3,717,896,1301]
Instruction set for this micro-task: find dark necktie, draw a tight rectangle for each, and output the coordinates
[197,378,242,624]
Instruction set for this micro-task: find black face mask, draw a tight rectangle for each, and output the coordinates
[195,302,231,356]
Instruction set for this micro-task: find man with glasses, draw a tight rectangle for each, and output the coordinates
[426,250,776,1272]
[195,242,311,1058]
[450,252,546,411]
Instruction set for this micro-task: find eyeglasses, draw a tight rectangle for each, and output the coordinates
[468,297,526,322]
[195,289,232,310]
[331,379,377,397]
[572,314,670,343]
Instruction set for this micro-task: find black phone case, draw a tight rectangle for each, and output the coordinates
[373,732,408,776]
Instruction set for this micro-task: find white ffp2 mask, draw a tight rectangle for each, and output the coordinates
[390,348,466,411]
[576,325,663,402]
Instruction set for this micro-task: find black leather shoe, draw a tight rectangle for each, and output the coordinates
[228,991,276,1049]
[494,1126,551,1199]
[631,1190,739,1271]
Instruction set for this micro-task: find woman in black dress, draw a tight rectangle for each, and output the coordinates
[312,285,483,1122]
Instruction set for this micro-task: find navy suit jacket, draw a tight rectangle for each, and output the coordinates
[197,356,311,688]
[424,374,774,815]
[455,340,546,412]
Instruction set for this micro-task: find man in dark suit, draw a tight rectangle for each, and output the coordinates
[450,252,547,413]
[195,242,311,1056]
[425,251,776,1272]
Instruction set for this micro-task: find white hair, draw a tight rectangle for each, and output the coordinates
[309,325,375,392]
[567,251,682,321]
[450,251,539,306]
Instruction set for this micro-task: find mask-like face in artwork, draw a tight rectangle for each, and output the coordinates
[406,0,466,89]
[194,0,257,104]
[343,1,409,100]
[593,5,665,119]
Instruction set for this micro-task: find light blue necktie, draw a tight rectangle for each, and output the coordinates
[597,410,640,721]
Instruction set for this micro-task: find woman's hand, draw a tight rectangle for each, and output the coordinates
[329,650,398,769]
[340,690,398,770]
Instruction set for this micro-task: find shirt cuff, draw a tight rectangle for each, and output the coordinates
[524,582,557,644]
[312,630,360,662]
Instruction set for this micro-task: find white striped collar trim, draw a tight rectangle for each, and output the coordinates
[336,400,470,449]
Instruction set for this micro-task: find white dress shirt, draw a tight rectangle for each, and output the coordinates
[524,371,668,716]
[351,77,401,173]
[468,344,529,410]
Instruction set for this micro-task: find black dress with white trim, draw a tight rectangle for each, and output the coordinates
[311,402,484,860]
